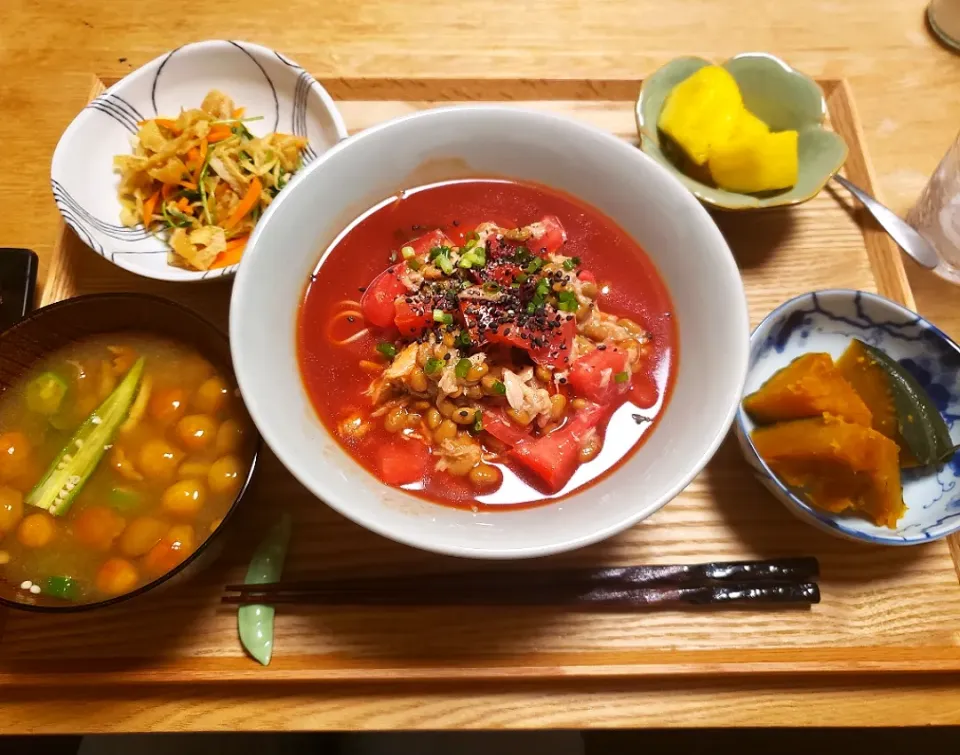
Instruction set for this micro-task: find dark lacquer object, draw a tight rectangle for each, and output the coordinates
[0,293,259,613]
[0,248,38,331]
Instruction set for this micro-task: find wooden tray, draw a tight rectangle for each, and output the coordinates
[2,75,958,688]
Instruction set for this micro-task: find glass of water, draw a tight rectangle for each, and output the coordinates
[907,130,960,284]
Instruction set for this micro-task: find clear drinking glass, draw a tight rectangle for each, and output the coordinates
[907,130,960,284]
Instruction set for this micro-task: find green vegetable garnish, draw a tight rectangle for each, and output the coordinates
[109,486,142,512]
[457,330,472,348]
[436,252,455,275]
[238,514,292,666]
[44,576,79,601]
[563,258,576,271]
[433,309,453,325]
[407,259,422,271]
[557,290,580,313]
[473,410,484,433]
[27,357,145,517]
[376,342,398,359]
[455,358,472,379]
[400,245,416,259]
[425,358,444,375]
[26,372,68,416]
[525,258,544,274]
[614,371,630,383]
[492,380,507,396]
[428,246,444,260]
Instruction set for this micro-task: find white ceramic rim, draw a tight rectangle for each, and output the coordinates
[231,104,749,558]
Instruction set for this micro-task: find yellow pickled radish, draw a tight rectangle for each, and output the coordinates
[657,65,743,166]
[708,129,799,194]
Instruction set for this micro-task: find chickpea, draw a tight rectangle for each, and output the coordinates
[194,376,229,415]
[480,374,502,396]
[432,344,449,360]
[17,512,56,548]
[579,434,603,462]
[143,525,196,577]
[534,366,552,384]
[408,368,428,393]
[571,398,588,411]
[445,455,477,476]
[149,387,186,425]
[583,321,610,342]
[549,393,568,421]
[215,419,246,455]
[383,406,408,433]
[73,506,125,550]
[575,336,596,354]
[208,455,243,496]
[209,517,223,534]
[405,412,423,429]
[466,362,489,382]
[506,408,533,426]
[576,302,593,323]
[465,385,484,400]
[0,431,32,482]
[437,397,457,418]
[425,408,442,430]
[413,400,431,411]
[581,281,599,298]
[175,414,218,452]
[442,332,456,348]
[162,479,207,518]
[119,516,167,558]
[469,463,502,488]
[95,557,139,596]
[617,318,644,335]
[434,419,457,442]
[452,407,478,425]
[137,439,182,480]
[0,486,23,536]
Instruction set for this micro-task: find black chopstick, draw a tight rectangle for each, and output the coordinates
[222,557,820,608]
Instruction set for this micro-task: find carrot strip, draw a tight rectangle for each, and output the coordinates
[192,139,208,184]
[214,182,228,199]
[211,235,248,268]
[161,183,178,199]
[206,127,232,143]
[141,118,181,134]
[223,178,262,230]
[142,190,160,226]
[232,107,246,118]
[177,197,191,212]
[179,180,197,190]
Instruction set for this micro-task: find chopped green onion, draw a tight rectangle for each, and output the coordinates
[562,258,576,271]
[429,246,444,260]
[436,253,454,275]
[455,358,472,379]
[473,410,484,433]
[433,309,453,325]
[401,245,416,259]
[466,230,480,242]
[376,342,398,359]
[535,278,551,297]
[464,238,478,250]
[515,272,529,284]
[514,246,532,263]
[457,330,472,347]
[425,357,444,374]
[572,256,581,266]
[525,258,544,274]
[526,302,536,314]
[44,576,79,601]
[492,380,506,396]
[557,290,580,313]
[458,257,474,269]
[614,371,630,383]
[407,259,422,271]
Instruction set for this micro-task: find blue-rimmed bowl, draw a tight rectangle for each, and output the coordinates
[735,289,960,545]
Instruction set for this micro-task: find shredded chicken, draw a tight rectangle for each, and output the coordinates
[384,343,419,381]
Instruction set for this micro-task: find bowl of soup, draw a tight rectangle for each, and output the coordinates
[231,106,749,558]
[0,294,257,610]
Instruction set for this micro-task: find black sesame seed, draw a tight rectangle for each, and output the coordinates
[358,286,367,293]
[347,316,355,323]
[597,344,607,351]
[452,220,460,227]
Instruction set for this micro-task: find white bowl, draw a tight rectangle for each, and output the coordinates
[50,40,347,283]
[736,289,960,545]
[230,106,749,559]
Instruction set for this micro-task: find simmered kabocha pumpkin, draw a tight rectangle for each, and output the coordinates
[743,353,873,427]
[752,414,905,528]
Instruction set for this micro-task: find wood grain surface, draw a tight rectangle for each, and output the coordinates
[2,0,960,732]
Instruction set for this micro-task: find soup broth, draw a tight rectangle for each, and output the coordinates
[0,334,255,606]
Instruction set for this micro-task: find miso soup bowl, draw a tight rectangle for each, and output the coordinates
[231,106,749,559]
[0,294,258,611]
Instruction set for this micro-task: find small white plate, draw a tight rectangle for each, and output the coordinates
[50,40,348,283]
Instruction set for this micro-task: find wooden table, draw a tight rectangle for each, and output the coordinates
[2,0,960,732]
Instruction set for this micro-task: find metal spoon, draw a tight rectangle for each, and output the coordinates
[832,174,940,270]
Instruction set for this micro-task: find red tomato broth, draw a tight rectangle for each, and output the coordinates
[298,179,678,509]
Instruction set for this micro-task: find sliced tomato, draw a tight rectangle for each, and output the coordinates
[578,269,596,284]
[377,440,429,486]
[460,301,575,369]
[568,346,630,403]
[406,228,453,256]
[526,215,567,256]
[360,263,407,328]
[484,261,522,287]
[394,298,433,338]
[508,404,605,492]
[483,408,532,448]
